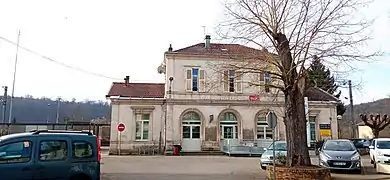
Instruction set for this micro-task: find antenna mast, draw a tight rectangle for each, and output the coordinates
[8,30,20,123]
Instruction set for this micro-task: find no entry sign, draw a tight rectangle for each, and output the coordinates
[117,123,126,132]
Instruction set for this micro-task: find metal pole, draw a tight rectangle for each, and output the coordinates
[348,80,355,138]
[8,30,21,123]
[2,86,8,123]
[119,131,122,155]
[56,98,61,123]
[272,128,276,180]
[46,104,50,123]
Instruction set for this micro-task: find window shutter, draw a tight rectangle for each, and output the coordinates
[199,69,206,92]
[259,73,265,82]
[264,71,271,93]
[185,69,192,91]
[235,72,243,93]
[223,70,229,92]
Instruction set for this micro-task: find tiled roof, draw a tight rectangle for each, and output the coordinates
[305,87,339,102]
[168,43,266,57]
[106,82,165,98]
[107,82,338,102]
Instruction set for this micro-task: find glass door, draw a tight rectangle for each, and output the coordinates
[182,125,200,139]
[221,125,237,139]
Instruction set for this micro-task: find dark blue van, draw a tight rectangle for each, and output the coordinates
[0,130,101,180]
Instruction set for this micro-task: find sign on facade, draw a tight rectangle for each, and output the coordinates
[117,123,126,132]
[319,124,331,137]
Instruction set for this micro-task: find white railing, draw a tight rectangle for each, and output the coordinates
[220,139,273,156]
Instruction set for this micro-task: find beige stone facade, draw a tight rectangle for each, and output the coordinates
[106,36,340,154]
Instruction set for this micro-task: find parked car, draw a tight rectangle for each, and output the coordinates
[369,138,390,168]
[0,130,101,180]
[260,141,287,170]
[350,138,371,149]
[318,139,361,173]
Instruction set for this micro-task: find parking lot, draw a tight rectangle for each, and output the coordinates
[100,154,389,180]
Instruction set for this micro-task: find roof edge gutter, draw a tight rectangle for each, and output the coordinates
[107,96,165,100]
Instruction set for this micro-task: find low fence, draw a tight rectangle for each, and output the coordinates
[220,139,273,156]
[109,140,164,155]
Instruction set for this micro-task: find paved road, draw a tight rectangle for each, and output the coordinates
[101,156,265,180]
[100,155,389,180]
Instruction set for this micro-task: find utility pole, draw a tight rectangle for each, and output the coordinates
[2,86,8,123]
[8,30,21,124]
[348,80,355,138]
[55,97,61,123]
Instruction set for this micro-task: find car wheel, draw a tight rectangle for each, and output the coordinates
[69,174,91,180]
[371,159,374,164]
[261,165,266,170]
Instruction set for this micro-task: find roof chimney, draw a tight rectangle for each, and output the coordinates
[124,76,129,86]
[168,44,173,52]
[205,35,211,49]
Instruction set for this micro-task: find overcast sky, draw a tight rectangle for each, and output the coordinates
[0,0,389,104]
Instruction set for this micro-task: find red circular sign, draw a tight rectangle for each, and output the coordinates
[117,123,126,132]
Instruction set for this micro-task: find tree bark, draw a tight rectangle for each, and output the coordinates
[284,86,311,166]
[372,129,379,138]
[274,32,311,166]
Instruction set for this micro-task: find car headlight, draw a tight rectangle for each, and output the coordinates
[261,155,270,160]
[351,153,360,160]
[377,151,383,156]
[319,153,330,160]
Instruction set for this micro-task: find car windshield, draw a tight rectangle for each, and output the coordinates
[377,141,390,149]
[322,141,355,151]
[268,142,287,151]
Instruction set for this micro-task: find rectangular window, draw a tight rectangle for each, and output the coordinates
[228,70,235,92]
[264,71,271,93]
[135,113,150,140]
[186,68,205,92]
[259,73,265,82]
[192,68,199,91]
[72,141,93,159]
[39,140,67,161]
[0,141,32,164]
[309,116,316,144]
[223,70,243,93]
[256,116,273,139]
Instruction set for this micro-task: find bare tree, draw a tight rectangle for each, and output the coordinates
[360,114,390,138]
[216,0,378,167]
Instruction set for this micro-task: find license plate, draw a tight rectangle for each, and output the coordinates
[333,162,346,166]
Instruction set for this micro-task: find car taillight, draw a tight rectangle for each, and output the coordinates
[96,136,101,162]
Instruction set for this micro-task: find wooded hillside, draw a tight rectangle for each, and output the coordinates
[0,95,110,123]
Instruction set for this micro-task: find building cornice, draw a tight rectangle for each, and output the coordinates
[108,96,337,108]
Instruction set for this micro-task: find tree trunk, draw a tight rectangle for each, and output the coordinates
[274,32,311,167]
[372,129,380,138]
[284,85,311,166]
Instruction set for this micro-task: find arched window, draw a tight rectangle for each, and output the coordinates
[182,112,201,139]
[256,112,273,139]
[220,112,238,139]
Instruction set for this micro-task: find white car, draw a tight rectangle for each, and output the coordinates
[369,138,390,167]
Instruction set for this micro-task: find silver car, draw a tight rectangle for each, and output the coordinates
[318,139,361,173]
[260,141,287,170]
